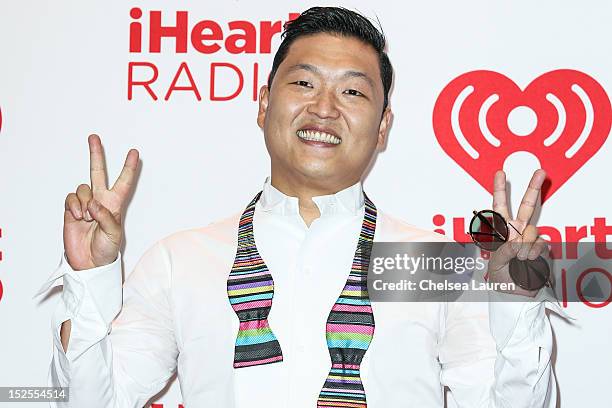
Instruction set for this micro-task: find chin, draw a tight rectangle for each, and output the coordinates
[297,160,335,177]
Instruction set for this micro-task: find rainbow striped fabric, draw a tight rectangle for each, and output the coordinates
[227,191,377,407]
[316,195,376,408]
[227,192,283,368]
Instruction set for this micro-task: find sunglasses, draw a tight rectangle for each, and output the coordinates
[469,209,551,291]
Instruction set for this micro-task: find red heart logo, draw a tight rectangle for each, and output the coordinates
[433,70,611,203]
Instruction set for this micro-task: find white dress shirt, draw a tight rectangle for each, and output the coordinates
[41,179,561,407]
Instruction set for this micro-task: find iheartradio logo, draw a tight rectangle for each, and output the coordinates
[126,8,299,102]
[433,70,611,203]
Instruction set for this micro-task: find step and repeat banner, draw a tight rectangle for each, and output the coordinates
[0,1,610,407]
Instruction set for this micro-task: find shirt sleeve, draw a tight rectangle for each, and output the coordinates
[42,242,179,408]
[439,289,563,407]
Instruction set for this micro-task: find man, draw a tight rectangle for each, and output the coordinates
[43,7,559,407]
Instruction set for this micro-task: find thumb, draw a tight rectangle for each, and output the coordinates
[489,237,521,272]
[88,199,122,244]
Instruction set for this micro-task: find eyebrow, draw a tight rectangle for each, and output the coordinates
[286,63,375,89]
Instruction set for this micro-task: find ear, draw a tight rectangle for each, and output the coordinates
[257,85,270,130]
[376,107,392,149]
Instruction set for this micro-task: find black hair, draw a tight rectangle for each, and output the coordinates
[267,6,393,112]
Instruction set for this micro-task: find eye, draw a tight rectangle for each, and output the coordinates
[291,80,313,88]
[344,89,365,97]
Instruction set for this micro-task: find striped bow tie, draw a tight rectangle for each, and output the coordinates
[227,191,377,407]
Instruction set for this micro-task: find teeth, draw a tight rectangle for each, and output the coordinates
[296,130,341,145]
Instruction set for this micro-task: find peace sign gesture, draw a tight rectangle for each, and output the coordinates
[63,134,139,270]
[486,169,550,296]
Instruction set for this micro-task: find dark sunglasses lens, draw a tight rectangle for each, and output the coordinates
[509,256,550,291]
[469,210,508,251]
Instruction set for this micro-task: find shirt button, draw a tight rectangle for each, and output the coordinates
[297,344,305,352]
[303,267,311,276]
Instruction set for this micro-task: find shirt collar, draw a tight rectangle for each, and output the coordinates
[258,177,365,217]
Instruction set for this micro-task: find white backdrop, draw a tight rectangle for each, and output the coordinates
[0,1,610,407]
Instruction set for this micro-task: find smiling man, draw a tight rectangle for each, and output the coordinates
[43,7,558,408]
[259,22,392,227]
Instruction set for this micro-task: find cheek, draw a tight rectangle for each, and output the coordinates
[345,108,383,143]
[264,104,298,150]
[269,89,305,120]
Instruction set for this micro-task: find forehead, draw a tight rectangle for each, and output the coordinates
[279,33,381,83]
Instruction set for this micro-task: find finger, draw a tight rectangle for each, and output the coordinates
[111,148,139,200]
[89,134,108,191]
[488,237,521,272]
[527,237,549,261]
[88,199,121,243]
[516,169,546,225]
[517,224,538,260]
[492,170,511,220]
[64,193,82,220]
[76,183,93,221]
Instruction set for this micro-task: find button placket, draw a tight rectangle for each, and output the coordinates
[286,225,314,403]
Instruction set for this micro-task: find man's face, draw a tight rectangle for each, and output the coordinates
[257,33,392,192]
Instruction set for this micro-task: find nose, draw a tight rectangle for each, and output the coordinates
[306,88,340,120]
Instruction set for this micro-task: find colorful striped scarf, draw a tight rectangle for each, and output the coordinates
[227,191,377,407]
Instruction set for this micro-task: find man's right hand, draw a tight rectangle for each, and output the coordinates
[63,134,139,271]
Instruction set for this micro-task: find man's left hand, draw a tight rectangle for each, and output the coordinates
[486,169,550,298]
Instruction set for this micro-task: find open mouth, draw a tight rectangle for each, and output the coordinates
[296,129,342,145]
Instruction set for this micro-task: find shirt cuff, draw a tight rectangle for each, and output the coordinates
[40,253,123,361]
[488,286,571,350]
